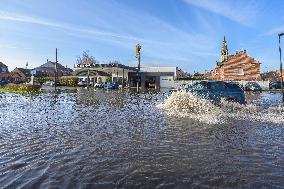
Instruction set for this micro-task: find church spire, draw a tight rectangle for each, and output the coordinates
[221,36,228,62]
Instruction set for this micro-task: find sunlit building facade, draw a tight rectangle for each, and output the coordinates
[210,37,261,81]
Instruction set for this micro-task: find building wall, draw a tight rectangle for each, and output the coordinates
[9,68,30,83]
[128,71,175,88]
[276,70,284,81]
[211,51,261,81]
[140,67,177,78]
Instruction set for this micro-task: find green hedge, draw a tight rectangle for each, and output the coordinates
[35,76,79,86]
[2,84,42,94]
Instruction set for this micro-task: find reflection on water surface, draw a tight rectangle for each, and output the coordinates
[0,90,284,188]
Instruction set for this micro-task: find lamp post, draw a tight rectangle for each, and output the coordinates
[54,48,58,91]
[136,44,141,93]
[278,33,284,103]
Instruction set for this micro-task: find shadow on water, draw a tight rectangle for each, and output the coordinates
[0,89,284,188]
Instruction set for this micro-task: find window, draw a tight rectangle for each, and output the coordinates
[191,82,208,90]
[236,67,244,75]
[210,82,225,91]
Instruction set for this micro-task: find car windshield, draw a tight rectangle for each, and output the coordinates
[191,82,208,90]
[210,82,226,91]
[224,82,242,90]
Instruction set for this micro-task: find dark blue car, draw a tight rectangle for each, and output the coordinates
[187,81,246,104]
[269,81,282,90]
[105,82,119,90]
[0,80,10,86]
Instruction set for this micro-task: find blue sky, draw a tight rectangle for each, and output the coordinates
[0,0,284,73]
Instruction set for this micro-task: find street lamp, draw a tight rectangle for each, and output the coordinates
[278,33,284,103]
[54,48,58,91]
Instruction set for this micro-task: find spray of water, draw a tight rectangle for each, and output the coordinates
[158,91,284,125]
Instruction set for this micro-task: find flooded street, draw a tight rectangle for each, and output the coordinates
[0,90,284,188]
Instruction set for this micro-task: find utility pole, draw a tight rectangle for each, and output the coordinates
[116,62,119,84]
[54,48,58,91]
[136,44,141,93]
[278,33,284,103]
[122,68,125,88]
[87,69,90,90]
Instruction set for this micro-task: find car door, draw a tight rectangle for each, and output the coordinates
[209,82,226,102]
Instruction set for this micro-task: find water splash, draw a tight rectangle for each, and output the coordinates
[158,91,284,125]
[157,91,224,124]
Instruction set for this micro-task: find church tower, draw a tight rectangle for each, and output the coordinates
[221,36,228,62]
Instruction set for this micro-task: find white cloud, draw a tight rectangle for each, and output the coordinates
[266,26,284,36]
[183,0,259,26]
[0,0,219,71]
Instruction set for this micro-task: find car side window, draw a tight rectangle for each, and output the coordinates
[210,82,225,91]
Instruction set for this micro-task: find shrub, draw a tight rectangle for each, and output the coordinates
[3,84,42,94]
[59,77,79,86]
[34,76,79,86]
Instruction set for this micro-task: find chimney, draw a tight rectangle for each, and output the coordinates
[47,59,49,63]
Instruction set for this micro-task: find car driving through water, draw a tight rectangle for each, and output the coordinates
[177,81,246,105]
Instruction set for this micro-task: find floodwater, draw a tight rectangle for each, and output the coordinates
[0,89,284,189]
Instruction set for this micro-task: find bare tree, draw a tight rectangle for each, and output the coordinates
[76,51,98,65]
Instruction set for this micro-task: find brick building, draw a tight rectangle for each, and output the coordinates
[276,70,284,81]
[210,37,261,81]
[9,68,31,83]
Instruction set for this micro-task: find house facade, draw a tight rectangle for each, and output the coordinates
[31,60,73,77]
[210,37,261,81]
[0,62,9,81]
[9,68,31,83]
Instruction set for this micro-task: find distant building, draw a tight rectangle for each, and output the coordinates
[74,68,111,84]
[31,59,73,77]
[74,62,178,88]
[210,37,261,81]
[9,68,31,83]
[176,68,191,80]
[261,70,284,81]
[128,67,177,88]
[276,70,284,81]
[0,62,9,81]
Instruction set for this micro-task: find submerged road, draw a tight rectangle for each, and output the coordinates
[0,90,283,188]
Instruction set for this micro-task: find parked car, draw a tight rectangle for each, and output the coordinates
[0,80,10,86]
[78,80,93,87]
[269,81,282,90]
[43,81,55,86]
[245,82,262,92]
[78,81,86,87]
[94,82,105,89]
[55,81,61,86]
[186,81,246,104]
[105,82,119,90]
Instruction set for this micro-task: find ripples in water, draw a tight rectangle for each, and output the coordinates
[0,90,284,188]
